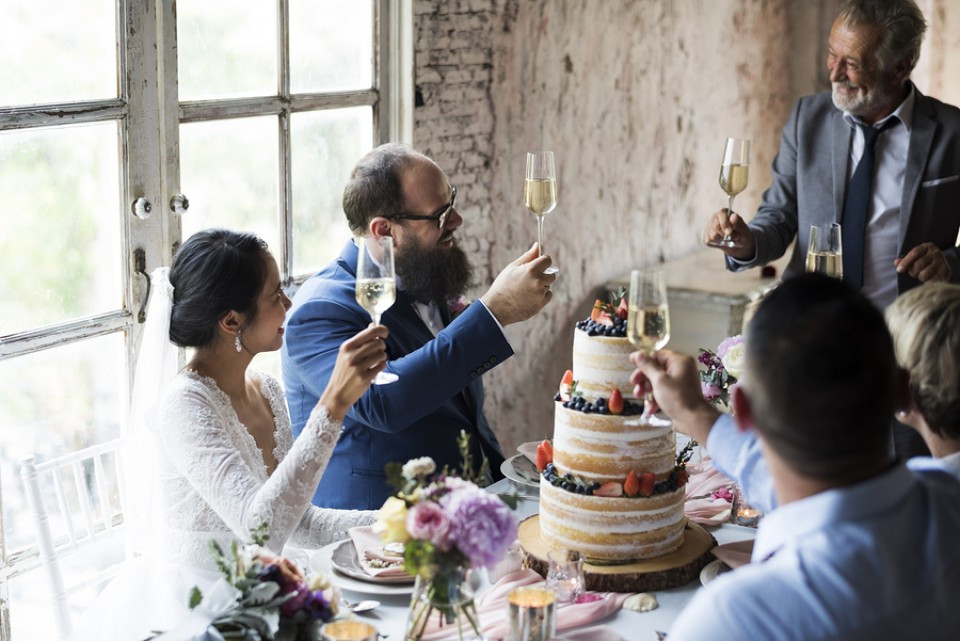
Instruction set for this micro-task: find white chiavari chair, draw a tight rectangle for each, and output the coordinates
[19,440,127,641]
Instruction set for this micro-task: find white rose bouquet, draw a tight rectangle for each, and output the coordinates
[698,335,744,409]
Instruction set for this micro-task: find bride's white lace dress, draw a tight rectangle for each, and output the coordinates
[70,369,374,641]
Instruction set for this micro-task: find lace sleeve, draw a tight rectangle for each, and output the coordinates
[290,506,376,548]
[157,378,342,552]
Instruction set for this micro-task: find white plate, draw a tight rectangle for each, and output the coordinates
[500,453,540,487]
[311,540,415,596]
[699,559,731,587]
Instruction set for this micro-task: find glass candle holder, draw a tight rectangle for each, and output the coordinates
[321,620,379,641]
[545,549,584,603]
[730,484,763,527]
[507,586,557,641]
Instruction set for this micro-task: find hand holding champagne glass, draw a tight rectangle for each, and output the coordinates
[356,236,399,384]
[627,270,670,415]
[805,223,843,279]
[707,138,750,249]
[525,151,560,275]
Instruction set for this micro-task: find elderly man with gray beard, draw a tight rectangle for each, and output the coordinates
[703,0,960,459]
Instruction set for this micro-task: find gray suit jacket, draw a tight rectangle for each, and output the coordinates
[729,87,960,292]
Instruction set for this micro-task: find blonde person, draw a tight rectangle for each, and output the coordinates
[886,283,960,474]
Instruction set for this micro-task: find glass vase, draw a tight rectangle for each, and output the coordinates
[404,565,481,641]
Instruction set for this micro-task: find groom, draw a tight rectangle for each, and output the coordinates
[282,143,555,510]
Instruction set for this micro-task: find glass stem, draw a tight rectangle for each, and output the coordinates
[372,314,381,326]
[536,214,545,257]
[728,195,735,217]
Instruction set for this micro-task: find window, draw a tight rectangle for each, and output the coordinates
[0,2,411,638]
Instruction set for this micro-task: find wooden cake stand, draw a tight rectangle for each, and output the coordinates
[518,516,717,592]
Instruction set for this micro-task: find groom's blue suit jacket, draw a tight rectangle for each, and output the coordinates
[281,241,511,510]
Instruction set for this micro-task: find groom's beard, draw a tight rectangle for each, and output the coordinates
[395,236,473,307]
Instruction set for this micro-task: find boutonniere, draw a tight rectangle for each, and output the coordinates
[447,296,471,320]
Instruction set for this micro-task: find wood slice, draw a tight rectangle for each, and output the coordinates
[518,516,717,593]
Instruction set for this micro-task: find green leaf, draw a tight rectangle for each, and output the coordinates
[385,462,405,491]
[250,522,270,547]
[188,586,203,609]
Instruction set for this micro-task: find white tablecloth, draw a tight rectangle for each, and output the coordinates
[319,478,757,640]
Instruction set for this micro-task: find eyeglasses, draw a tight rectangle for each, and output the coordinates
[387,186,457,230]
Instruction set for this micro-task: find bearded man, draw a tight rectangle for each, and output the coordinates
[282,143,555,509]
[703,0,960,459]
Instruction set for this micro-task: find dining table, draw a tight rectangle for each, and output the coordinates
[313,477,758,641]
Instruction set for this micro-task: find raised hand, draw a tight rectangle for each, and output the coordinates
[703,209,756,259]
[629,349,720,444]
[480,243,557,326]
[319,324,389,420]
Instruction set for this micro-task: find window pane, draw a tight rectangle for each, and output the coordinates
[290,0,374,94]
[0,0,116,106]
[0,123,122,335]
[291,107,373,276]
[179,117,280,252]
[0,333,126,554]
[177,0,277,101]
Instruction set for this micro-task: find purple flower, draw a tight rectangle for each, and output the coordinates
[716,335,744,360]
[701,380,722,403]
[442,488,517,568]
[406,501,452,549]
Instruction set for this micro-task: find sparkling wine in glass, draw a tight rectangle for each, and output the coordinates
[525,151,560,275]
[627,269,670,414]
[708,138,750,249]
[805,223,843,279]
[356,236,399,384]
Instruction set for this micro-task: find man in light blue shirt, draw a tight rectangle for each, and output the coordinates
[630,273,960,641]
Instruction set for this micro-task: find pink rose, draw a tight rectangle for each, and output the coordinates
[406,501,452,549]
[701,381,721,403]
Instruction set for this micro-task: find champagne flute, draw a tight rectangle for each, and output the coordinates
[627,269,670,415]
[356,236,399,385]
[805,223,843,279]
[707,138,750,249]
[525,151,560,275]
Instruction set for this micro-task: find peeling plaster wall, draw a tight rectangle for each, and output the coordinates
[411,0,960,453]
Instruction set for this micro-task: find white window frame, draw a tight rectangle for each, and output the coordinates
[0,1,411,636]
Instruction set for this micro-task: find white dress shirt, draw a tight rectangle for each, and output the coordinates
[842,88,915,309]
[670,420,960,641]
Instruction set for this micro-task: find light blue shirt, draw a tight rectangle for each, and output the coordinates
[670,416,960,641]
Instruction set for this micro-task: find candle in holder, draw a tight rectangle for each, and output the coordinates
[730,483,763,527]
[546,549,584,603]
[507,586,557,641]
[320,620,378,641]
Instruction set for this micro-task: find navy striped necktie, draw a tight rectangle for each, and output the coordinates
[841,117,899,288]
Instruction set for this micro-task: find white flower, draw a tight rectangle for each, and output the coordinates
[720,342,746,379]
[402,456,436,479]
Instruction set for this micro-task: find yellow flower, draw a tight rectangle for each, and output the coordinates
[373,496,410,542]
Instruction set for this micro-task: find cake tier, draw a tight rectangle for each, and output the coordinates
[553,403,676,483]
[572,329,637,400]
[539,481,686,561]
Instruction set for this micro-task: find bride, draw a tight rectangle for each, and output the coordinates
[72,228,386,640]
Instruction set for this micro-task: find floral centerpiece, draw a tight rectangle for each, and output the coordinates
[697,334,744,409]
[173,524,340,641]
[376,431,518,641]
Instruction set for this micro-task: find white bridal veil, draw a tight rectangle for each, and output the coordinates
[125,267,180,553]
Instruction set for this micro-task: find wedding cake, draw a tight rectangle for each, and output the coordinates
[536,293,688,562]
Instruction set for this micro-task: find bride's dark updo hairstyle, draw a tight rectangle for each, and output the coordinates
[168,228,269,348]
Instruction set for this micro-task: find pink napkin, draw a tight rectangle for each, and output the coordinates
[710,540,754,569]
[347,526,410,579]
[683,456,734,526]
[417,569,631,641]
[517,441,540,463]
